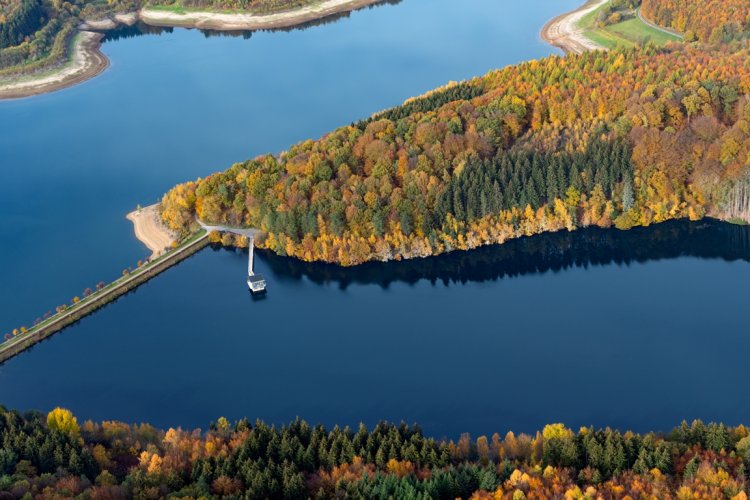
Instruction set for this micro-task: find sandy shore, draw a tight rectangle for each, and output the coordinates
[78,18,118,30]
[127,204,177,259]
[140,0,382,30]
[114,12,139,25]
[541,0,608,54]
[0,31,109,100]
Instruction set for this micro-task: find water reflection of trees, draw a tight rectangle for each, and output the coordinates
[102,0,403,42]
[251,220,750,288]
[103,22,174,42]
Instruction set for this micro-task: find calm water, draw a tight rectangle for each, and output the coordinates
[2,0,749,438]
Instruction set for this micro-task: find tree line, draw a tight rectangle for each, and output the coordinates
[356,81,486,130]
[1,406,750,498]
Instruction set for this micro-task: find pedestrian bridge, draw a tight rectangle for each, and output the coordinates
[198,220,266,293]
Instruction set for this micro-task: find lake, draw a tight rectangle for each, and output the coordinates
[2,0,750,438]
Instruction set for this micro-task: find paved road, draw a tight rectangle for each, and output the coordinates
[637,8,683,40]
[197,220,260,238]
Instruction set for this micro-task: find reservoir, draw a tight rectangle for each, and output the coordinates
[2,0,749,438]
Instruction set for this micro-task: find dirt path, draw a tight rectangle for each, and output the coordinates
[127,204,177,259]
[140,0,383,30]
[0,31,108,100]
[541,0,608,54]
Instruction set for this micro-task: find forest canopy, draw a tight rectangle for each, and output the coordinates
[641,0,750,42]
[1,407,749,498]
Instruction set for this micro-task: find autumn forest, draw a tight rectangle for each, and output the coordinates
[162,0,750,265]
[3,407,750,498]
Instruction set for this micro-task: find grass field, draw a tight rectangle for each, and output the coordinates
[578,4,681,49]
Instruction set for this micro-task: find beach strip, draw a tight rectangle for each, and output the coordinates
[541,0,608,54]
[140,0,384,31]
[127,204,177,259]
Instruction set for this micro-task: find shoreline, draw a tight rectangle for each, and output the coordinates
[0,31,109,100]
[126,204,176,259]
[140,0,383,31]
[0,0,384,100]
[540,0,608,54]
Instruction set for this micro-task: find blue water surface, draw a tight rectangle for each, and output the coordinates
[3,0,749,438]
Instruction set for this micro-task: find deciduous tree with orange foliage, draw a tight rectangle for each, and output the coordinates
[641,0,750,42]
[162,25,750,265]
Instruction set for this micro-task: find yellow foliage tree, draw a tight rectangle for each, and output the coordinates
[47,408,80,439]
[542,423,573,441]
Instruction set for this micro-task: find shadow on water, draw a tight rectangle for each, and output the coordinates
[247,219,750,289]
[102,0,404,42]
[248,290,269,302]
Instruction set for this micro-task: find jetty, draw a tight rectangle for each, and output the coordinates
[197,221,266,293]
[0,231,209,364]
[0,216,266,364]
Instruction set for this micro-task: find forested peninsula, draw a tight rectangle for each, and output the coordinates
[0,0,386,98]
[161,0,750,265]
[2,406,750,498]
